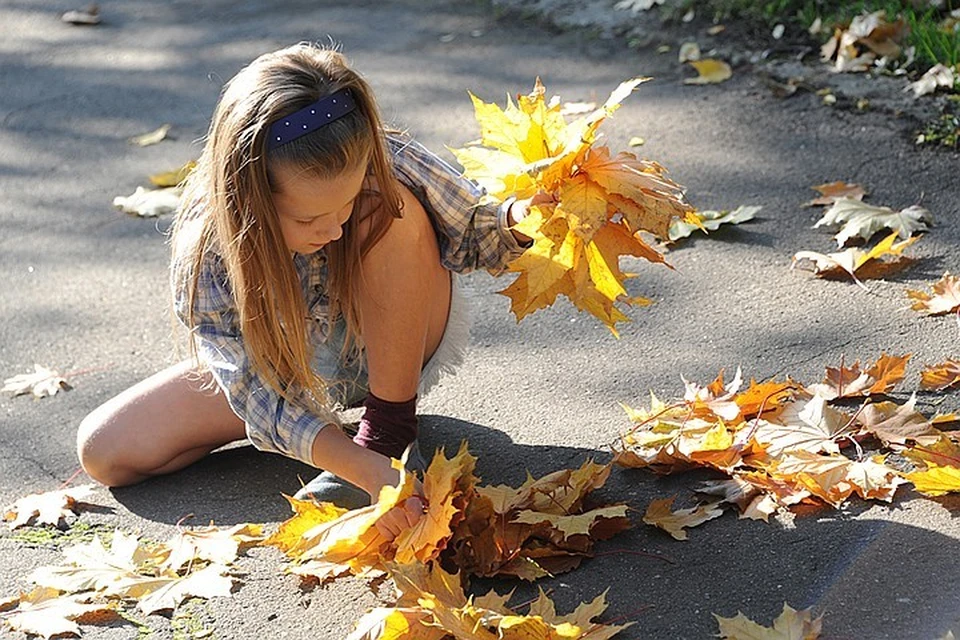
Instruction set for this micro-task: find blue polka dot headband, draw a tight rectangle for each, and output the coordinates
[267,88,357,151]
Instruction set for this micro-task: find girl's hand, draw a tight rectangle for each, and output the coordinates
[507,191,556,245]
[376,495,427,540]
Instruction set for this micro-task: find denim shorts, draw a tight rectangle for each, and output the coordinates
[314,273,470,409]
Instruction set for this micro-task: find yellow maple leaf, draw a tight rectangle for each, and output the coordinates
[393,443,476,564]
[262,496,348,556]
[905,463,960,496]
[685,59,733,84]
[643,496,725,540]
[792,232,917,283]
[715,602,822,639]
[921,359,960,391]
[453,78,691,334]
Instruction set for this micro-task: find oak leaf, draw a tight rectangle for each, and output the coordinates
[813,197,931,246]
[5,484,95,529]
[643,496,724,540]
[452,78,692,334]
[715,602,822,639]
[806,181,867,207]
[792,232,917,282]
[667,205,760,242]
[2,364,71,398]
[907,273,960,316]
[0,587,118,639]
[684,59,733,84]
[921,359,960,391]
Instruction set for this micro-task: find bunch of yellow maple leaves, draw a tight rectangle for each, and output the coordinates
[263,444,633,639]
[451,77,695,335]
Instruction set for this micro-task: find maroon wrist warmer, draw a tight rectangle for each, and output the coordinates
[352,392,418,459]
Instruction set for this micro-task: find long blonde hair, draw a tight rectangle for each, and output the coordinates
[172,43,403,411]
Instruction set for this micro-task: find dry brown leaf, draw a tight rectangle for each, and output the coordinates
[907,273,960,316]
[857,396,940,445]
[162,523,263,572]
[921,359,960,391]
[716,602,823,639]
[2,364,71,398]
[792,232,917,283]
[0,587,118,639]
[643,496,724,540]
[808,352,911,399]
[807,181,867,206]
[5,485,95,529]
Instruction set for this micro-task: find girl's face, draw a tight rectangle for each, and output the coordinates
[271,162,368,254]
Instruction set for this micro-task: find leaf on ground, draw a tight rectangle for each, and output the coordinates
[684,59,733,84]
[2,364,71,398]
[921,359,960,391]
[128,124,171,147]
[0,587,118,639]
[857,395,940,445]
[668,205,760,242]
[5,484,96,529]
[905,463,960,496]
[752,395,851,457]
[452,78,692,334]
[715,602,822,639]
[813,197,931,247]
[907,273,960,316]
[113,186,182,217]
[792,232,917,282]
[29,531,163,595]
[808,352,911,399]
[134,563,235,615]
[643,496,724,540]
[906,63,957,97]
[149,160,197,187]
[368,562,633,640]
[821,10,907,73]
[806,181,867,206]
[162,523,263,573]
[614,0,665,14]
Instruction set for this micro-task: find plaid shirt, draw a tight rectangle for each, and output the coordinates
[172,135,527,466]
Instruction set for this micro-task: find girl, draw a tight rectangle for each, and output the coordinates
[76,43,535,536]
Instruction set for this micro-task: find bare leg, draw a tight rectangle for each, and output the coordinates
[77,360,246,487]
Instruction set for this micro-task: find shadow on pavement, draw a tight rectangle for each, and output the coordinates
[110,412,960,638]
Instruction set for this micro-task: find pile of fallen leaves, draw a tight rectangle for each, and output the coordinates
[614,353,960,540]
[451,78,695,335]
[1,508,260,638]
[263,444,631,638]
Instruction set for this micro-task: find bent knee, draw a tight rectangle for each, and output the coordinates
[76,408,143,487]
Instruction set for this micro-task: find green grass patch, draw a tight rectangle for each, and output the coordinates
[8,521,116,549]
[684,0,960,70]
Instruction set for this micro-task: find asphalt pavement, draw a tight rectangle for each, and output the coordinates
[1,0,959,638]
